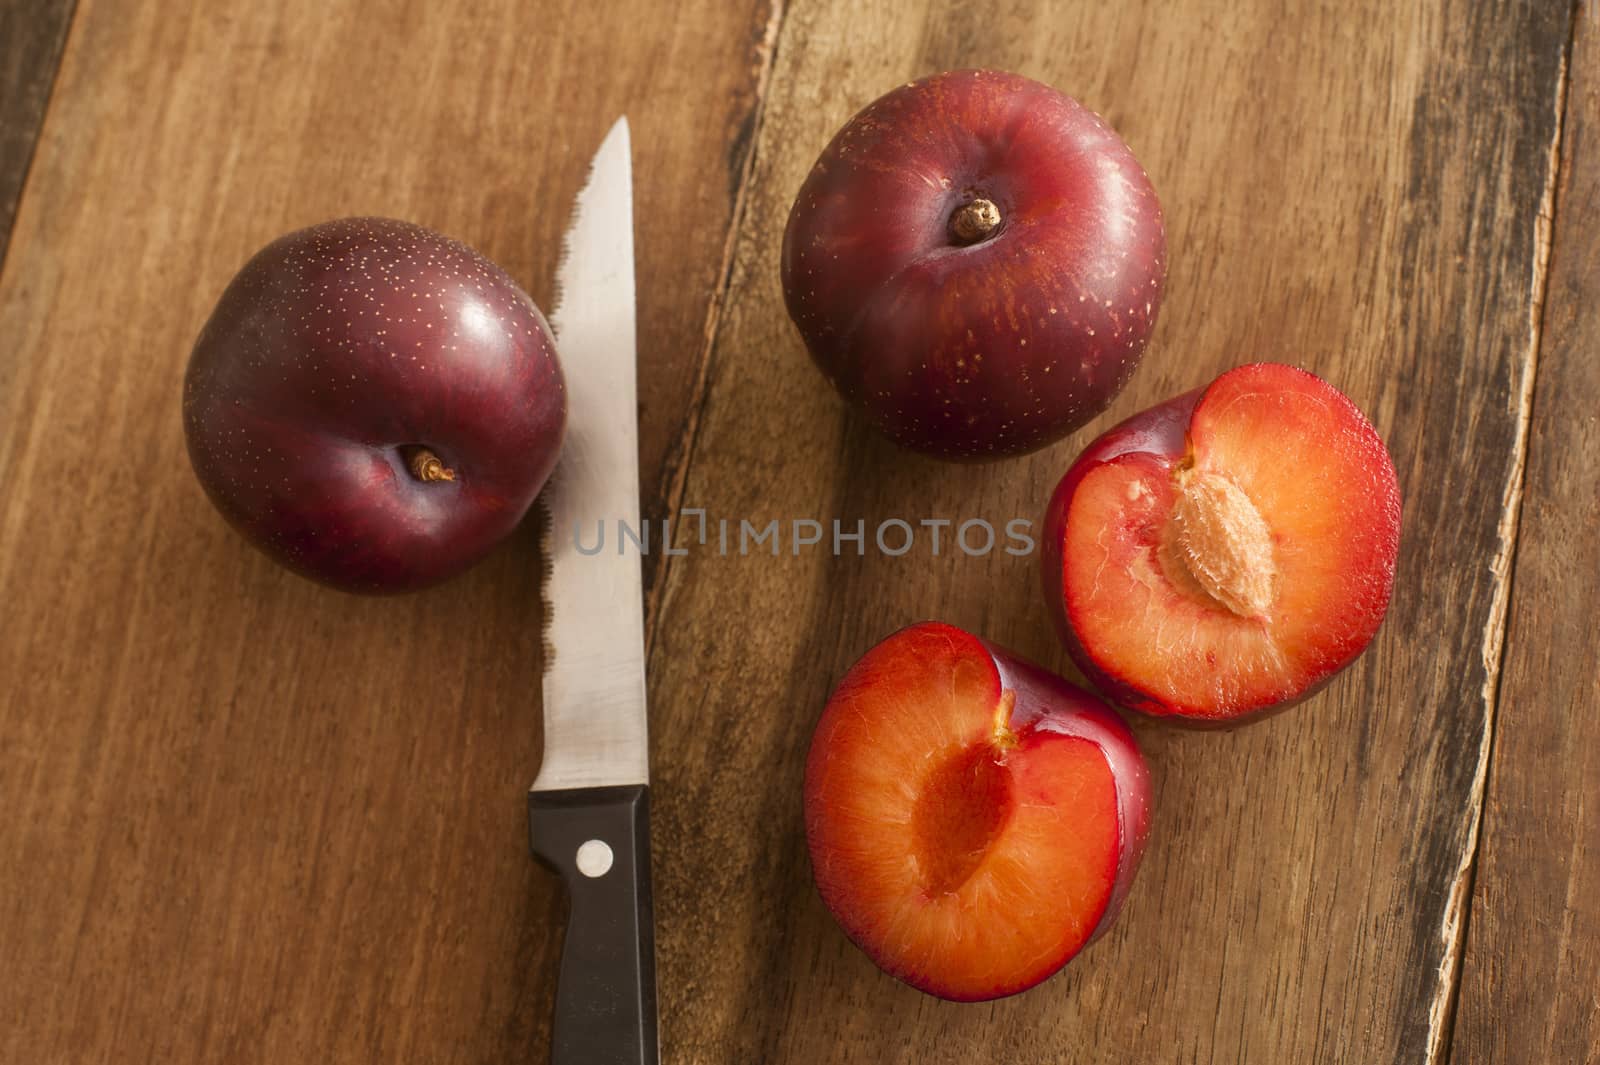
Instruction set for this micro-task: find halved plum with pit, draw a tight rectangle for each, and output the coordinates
[1041,363,1402,723]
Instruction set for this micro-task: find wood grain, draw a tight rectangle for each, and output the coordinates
[0,0,774,1061]
[0,0,77,262]
[2,0,1589,1060]
[1451,4,1600,1061]
[642,2,1568,1063]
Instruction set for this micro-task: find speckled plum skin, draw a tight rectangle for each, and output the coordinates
[781,69,1167,460]
[183,217,565,594]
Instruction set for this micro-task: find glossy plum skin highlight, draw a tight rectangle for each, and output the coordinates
[782,69,1166,460]
[183,217,565,594]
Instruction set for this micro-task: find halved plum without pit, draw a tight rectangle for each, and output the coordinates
[1042,363,1402,723]
[804,622,1149,1001]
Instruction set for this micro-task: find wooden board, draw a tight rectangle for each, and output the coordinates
[0,0,1591,1061]
[641,1,1568,1062]
[0,0,77,260]
[0,0,775,1061]
[1452,6,1600,1061]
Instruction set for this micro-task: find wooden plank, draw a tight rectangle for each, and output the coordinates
[0,0,76,261]
[0,0,775,1061]
[643,2,1568,1063]
[1451,5,1600,1061]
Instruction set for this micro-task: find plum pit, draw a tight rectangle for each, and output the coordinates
[1164,465,1276,618]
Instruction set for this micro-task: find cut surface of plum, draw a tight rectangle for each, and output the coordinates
[1048,362,1402,721]
[804,622,1144,1001]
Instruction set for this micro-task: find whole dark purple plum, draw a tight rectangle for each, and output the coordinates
[183,217,565,593]
[781,69,1167,460]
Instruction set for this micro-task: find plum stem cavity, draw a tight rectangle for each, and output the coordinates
[1168,467,1276,618]
[949,198,1001,245]
[401,445,456,483]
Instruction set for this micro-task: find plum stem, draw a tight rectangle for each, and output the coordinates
[403,446,456,483]
[950,198,1001,244]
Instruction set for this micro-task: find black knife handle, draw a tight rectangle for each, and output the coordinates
[529,784,658,1065]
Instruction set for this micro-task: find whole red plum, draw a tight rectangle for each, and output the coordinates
[782,69,1167,460]
[183,217,565,594]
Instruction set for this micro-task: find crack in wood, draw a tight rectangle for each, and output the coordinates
[644,0,791,655]
[1428,4,1581,1062]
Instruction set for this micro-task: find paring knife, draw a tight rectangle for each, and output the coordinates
[530,116,658,1065]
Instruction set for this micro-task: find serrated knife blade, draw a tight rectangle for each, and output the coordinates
[535,116,648,794]
[527,116,658,1065]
